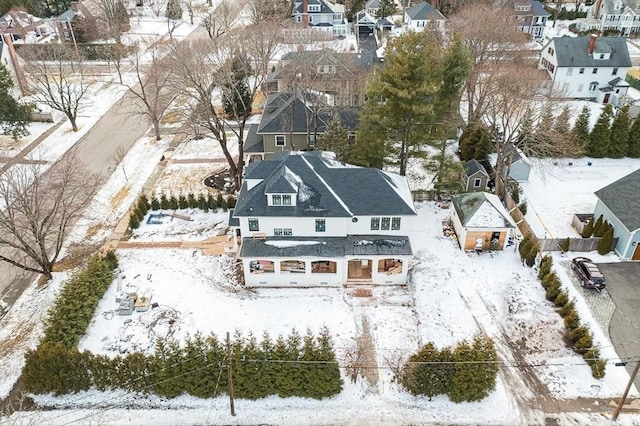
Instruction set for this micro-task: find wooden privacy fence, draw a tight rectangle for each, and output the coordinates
[503,192,616,253]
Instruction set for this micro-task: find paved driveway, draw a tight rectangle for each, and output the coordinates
[597,262,640,390]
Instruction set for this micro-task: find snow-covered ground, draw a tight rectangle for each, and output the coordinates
[2,202,635,425]
[520,158,640,238]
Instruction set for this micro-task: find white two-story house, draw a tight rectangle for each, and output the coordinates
[292,0,348,36]
[577,0,640,36]
[513,0,550,42]
[231,151,417,287]
[403,1,446,31]
[539,35,631,103]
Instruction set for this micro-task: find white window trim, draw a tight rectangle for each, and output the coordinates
[275,135,286,146]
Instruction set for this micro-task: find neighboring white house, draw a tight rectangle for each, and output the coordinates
[539,35,632,102]
[292,0,348,36]
[450,192,517,252]
[513,0,550,42]
[403,1,446,31]
[577,0,640,36]
[231,151,417,287]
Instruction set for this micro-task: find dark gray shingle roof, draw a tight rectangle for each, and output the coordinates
[234,151,416,218]
[594,168,640,232]
[240,235,412,258]
[244,124,264,153]
[464,159,488,178]
[550,37,631,68]
[405,1,445,20]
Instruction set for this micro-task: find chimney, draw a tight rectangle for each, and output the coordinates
[594,0,602,20]
[70,1,78,11]
[431,0,438,9]
[588,34,597,55]
[303,0,309,25]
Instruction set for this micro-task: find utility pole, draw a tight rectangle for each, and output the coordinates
[226,331,236,416]
[612,360,640,421]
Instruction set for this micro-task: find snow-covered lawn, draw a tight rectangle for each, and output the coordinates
[520,158,640,238]
[7,202,633,426]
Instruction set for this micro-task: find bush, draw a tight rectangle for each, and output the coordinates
[559,301,575,318]
[581,217,594,238]
[134,207,144,221]
[541,272,559,289]
[208,193,218,211]
[519,235,532,260]
[129,212,140,229]
[538,256,553,279]
[554,291,569,308]
[598,228,614,255]
[220,198,228,212]
[198,194,208,211]
[160,193,170,210]
[593,215,604,237]
[584,348,606,379]
[178,195,189,209]
[403,335,498,403]
[563,310,581,330]
[151,196,161,211]
[559,237,570,253]
[574,334,593,354]
[545,281,561,301]
[41,254,117,348]
[227,195,237,209]
[569,325,590,344]
[518,202,527,216]
[525,242,538,267]
[187,193,198,209]
[169,195,179,210]
[137,194,150,211]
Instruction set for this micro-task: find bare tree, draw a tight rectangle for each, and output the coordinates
[0,152,103,280]
[246,0,291,25]
[201,0,242,39]
[94,0,130,43]
[481,65,580,197]
[121,41,179,141]
[113,145,129,181]
[450,2,531,125]
[166,27,281,190]
[22,45,89,132]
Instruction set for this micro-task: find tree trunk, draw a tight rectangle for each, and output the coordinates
[69,115,78,132]
[152,118,161,141]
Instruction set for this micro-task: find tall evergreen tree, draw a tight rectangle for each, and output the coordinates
[572,105,591,151]
[376,0,397,18]
[628,118,640,157]
[553,106,572,138]
[354,30,470,174]
[608,104,630,158]
[588,104,613,158]
[222,56,252,119]
[316,113,351,162]
[0,64,31,140]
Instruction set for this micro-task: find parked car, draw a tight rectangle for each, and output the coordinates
[571,257,606,290]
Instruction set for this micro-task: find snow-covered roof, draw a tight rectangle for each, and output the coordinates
[452,192,516,229]
[234,151,417,218]
[241,235,412,257]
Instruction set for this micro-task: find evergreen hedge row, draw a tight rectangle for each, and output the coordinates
[401,334,499,403]
[41,252,118,348]
[23,329,343,399]
[536,255,606,379]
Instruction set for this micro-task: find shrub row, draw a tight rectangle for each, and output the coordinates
[581,214,615,255]
[401,334,499,403]
[537,256,606,379]
[129,193,237,230]
[40,252,118,349]
[23,329,342,400]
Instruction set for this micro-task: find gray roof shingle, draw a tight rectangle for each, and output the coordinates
[405,1,445,20]
[550,36,631,68]
[234,151,416,218]
[464,159,488,178]
[594,168,640,232]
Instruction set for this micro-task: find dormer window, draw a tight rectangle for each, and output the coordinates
[273,194,282,205]
[270,194,293,206]
[308,4,320,12]
[283,194,292,205]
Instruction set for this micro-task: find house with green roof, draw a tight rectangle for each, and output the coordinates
[450,192,517,251]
